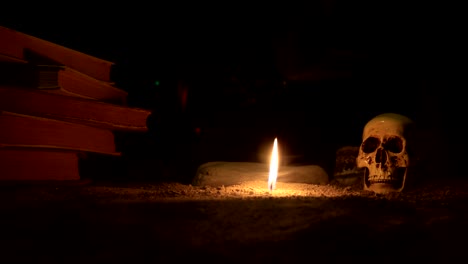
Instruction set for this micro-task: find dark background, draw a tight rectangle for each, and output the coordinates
[1,1,466,182]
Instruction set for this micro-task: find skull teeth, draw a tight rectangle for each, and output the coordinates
[364,167,408,193]
[368,174,399,183]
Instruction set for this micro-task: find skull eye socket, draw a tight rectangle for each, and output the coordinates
[384,136,403,153]
[361,137,380,153]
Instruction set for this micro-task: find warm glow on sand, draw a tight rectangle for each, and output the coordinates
[268,138,279,191]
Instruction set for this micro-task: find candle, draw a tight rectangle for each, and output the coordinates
[193,138,330,196]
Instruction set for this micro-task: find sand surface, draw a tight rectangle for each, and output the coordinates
[1,177,468,263]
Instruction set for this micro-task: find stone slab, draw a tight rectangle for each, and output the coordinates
[193,161,329,187]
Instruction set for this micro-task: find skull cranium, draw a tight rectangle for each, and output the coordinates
[356,113,414,193]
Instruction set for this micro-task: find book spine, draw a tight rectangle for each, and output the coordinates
[0,26,114,82]
[0,111,119,155]
[0,148,80,180]
[0,87,151,132]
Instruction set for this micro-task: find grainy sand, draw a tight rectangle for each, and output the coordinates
[2,178,468,263]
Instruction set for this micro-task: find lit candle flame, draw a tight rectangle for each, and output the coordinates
[268,138,279,191]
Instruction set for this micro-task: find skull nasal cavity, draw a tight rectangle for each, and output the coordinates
[376,149,387,164]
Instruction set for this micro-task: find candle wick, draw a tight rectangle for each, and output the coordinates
[269,182,275,192]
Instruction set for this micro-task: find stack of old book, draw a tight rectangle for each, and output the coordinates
[0,25,152,181]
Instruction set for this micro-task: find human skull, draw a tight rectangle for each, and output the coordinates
[356,113,414,193]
